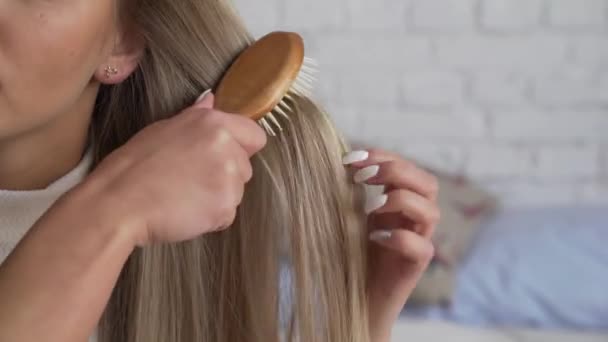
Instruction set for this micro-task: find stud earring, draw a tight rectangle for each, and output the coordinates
[104,66,119,78]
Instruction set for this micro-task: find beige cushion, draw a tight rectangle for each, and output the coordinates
[409,173,498,306]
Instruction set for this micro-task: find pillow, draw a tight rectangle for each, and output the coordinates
[394,318,608,341]
[424,207,608,331]
[408,174,497,306]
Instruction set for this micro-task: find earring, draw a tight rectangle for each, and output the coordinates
[104,65,119,78]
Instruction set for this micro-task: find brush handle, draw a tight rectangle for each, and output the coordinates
[214,31,305,121]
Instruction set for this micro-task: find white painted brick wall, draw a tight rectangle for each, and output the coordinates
[533,67,608,106]
[410,0,477,31]
[398,144,465,174]
[465,145,536,179]
[434,36,568,72]
[283,0,345,31]
[573,37,608,66]
[602,147,608,179]
[492,111,608,141]
[480,0,543,32]
[535,146,599,180]
[548,0,607,30]
[402,71,466,107]
[311,35,433,68]
[472,72,529,105]
[232,0,608,207]
[347,0,411,30]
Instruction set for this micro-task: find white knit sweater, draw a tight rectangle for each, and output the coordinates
[0,152,92,264]
[0,152,97,341]
[0,152,291,342]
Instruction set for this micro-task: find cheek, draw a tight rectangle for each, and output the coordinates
[0,1,116,136]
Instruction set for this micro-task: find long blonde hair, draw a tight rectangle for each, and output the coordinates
[94,1,370,341]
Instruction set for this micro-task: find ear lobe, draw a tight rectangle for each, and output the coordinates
[95,55,141,84]
[95,33,145,85]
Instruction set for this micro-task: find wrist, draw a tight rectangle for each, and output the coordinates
[61,176,144,249]
[368,301,396,342]
[370,323,392,342]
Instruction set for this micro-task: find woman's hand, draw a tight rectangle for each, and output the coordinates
[343,149,440,342]
[0,91,266,342]
[83,91,267,246]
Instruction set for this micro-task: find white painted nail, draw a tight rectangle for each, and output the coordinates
[354,165,380,183]
[342,150,369,165]
[369,230,393,242]
[365,194,388,214]
[195,89,212,103]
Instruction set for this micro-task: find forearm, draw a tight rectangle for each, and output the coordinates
[0,183,136,342]
[369,290,399,342]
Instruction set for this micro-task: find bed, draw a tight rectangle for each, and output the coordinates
[396,205,608,341]
[392,319,608,342]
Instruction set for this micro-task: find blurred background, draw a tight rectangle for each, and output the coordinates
[234,0,607,341]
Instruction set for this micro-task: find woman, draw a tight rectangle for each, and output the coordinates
[0,0,440,341]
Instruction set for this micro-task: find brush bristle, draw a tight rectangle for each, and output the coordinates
[257,57,318,136]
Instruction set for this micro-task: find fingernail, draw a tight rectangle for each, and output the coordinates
[195,89,213,103]
[369,230,393,242]
[354,165,380,183]
[342,150,369,165]
[365,194,388,214]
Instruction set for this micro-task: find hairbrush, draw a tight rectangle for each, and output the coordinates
[213,31,317,136]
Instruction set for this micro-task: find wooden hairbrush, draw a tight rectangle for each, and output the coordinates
[214,31,316,136]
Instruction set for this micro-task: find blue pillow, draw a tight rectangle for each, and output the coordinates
[407,207,608,332]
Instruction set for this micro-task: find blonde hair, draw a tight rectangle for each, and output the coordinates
[93,1,370,341]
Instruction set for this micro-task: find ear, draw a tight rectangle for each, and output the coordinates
[94,31,145,85]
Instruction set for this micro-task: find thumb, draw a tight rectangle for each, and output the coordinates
[193,89,214,109]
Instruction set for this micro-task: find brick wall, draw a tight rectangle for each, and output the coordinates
[233,0,608,207]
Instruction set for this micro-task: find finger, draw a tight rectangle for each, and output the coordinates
[216,182,243,230]
[343,148,402,168]
[343,148,439,200]
[369,229,434,267]
[366,190,440,238]
[222,114,268,157]
[227,139,254,182]
[368,212,415,232]
[190,91,267,157]
[193,89,214,109]
[353,160,439,200]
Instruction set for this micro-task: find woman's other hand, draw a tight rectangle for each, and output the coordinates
[343,148,440,342]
